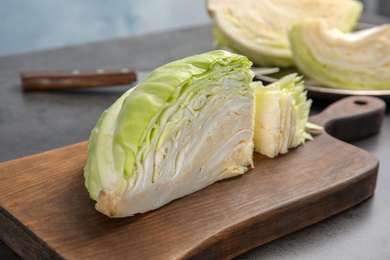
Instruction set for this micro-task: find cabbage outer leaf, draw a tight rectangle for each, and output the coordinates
[289,20,390,90]
[84,50,255,217]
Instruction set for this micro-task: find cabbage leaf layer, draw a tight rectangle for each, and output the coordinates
[289,20,390,90]
[253,74,312,158]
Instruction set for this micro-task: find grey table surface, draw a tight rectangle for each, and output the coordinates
[1,19,390,260]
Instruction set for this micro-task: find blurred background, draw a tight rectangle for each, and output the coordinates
[1,0,390,57]
[0,0,211,57]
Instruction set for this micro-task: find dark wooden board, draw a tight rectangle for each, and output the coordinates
[0,96,385,259]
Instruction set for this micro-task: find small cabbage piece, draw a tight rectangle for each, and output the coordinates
[207,0,362,67]
[253,74,312,158]
[84,50,255,217]
[289,20,390,90]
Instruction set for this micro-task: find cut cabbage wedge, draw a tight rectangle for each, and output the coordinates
[289,19,390,90]
[253,74,312,158]
[84,50,255,217]
[208,0,362,67]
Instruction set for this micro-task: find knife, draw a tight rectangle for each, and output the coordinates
[21,68,143,91]
[20,67,279,91]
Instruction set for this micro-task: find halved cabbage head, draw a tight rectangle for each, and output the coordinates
[207,0,362,67]
[83,50,255,217]
[289,20,390,90]
[253,74,312,158]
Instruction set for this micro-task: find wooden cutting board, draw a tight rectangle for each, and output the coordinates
[0,96,385,260]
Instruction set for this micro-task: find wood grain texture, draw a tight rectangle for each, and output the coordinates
[0,96,385,259]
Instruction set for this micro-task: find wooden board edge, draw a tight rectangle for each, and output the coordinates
[0,207,63,260]
[0,141,88,167]
[182,163,379,259]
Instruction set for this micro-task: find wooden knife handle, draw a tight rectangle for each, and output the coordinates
[310,96,386,142]
[21,69,137,91]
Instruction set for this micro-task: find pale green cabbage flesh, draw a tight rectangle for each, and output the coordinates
[289,20,390,90]
[253,74,312,158]
[84,50,255,217]
[208,0,362,67]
